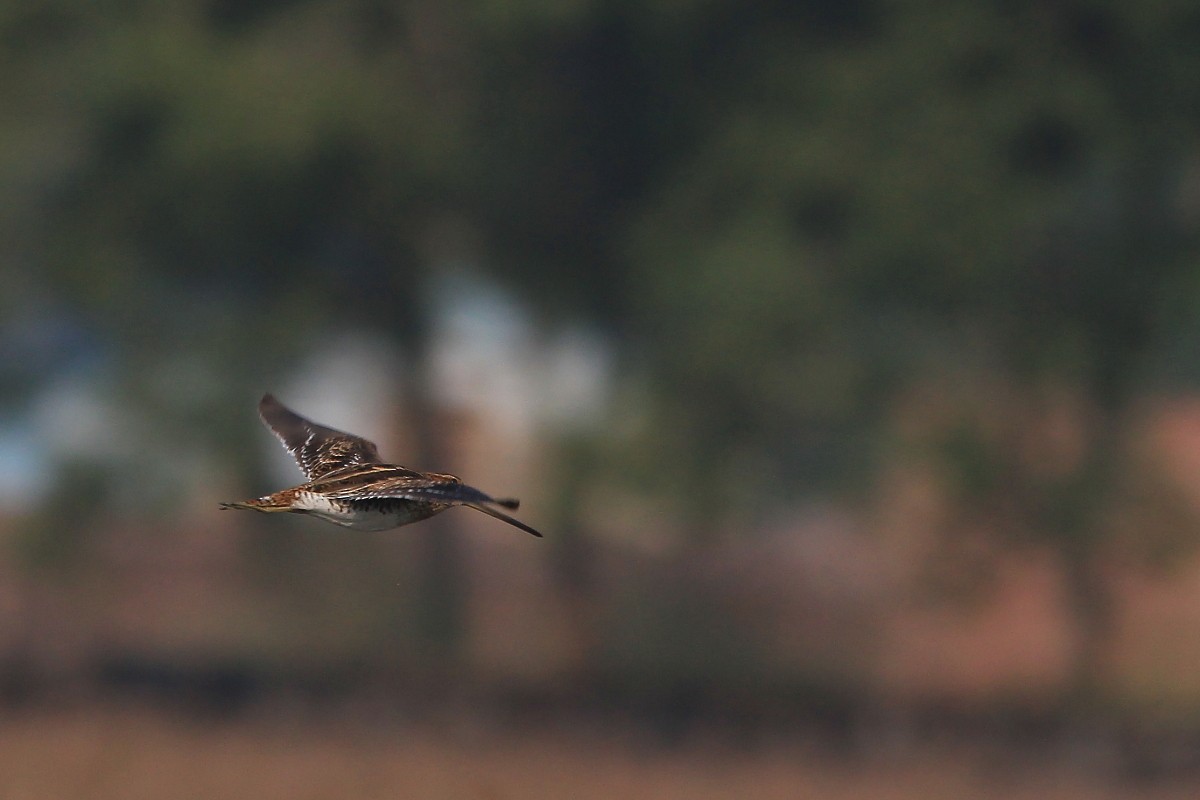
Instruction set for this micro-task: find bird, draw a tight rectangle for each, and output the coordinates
[220,393,542,537]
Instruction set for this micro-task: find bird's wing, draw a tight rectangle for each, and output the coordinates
[317,470,492,503]
[313,468,543,537]
[258,393,383,480]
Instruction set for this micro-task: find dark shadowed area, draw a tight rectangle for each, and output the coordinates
[4,1,1200,796]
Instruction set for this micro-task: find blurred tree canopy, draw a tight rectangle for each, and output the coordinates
[4,0,1200,697]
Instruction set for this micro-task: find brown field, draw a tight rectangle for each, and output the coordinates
[1,705,1198,800]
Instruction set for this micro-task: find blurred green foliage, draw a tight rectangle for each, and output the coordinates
[3,0,1200,707]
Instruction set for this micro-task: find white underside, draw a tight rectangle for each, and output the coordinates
[293,491,412,532]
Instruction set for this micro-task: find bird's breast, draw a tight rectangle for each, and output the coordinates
[292,491,443,531]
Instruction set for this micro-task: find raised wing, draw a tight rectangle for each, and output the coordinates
[258,393,383,480]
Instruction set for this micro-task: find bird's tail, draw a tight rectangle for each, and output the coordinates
[219,497,291,512]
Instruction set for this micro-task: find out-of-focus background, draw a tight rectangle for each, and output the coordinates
[4,1,1200,797]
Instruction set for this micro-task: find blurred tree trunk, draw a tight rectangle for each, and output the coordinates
[400,364,466,681]
[546,439,603,686]
[1017,405,1123,710]
[1061,548,1114,707]
[358,241,468,693]
[1054,416,1122,710]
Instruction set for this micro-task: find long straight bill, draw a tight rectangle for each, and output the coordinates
[464,503,543,537]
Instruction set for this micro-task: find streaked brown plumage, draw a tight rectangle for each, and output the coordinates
[220,394,542,537]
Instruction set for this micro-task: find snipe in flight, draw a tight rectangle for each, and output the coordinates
[220,394,542,537]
